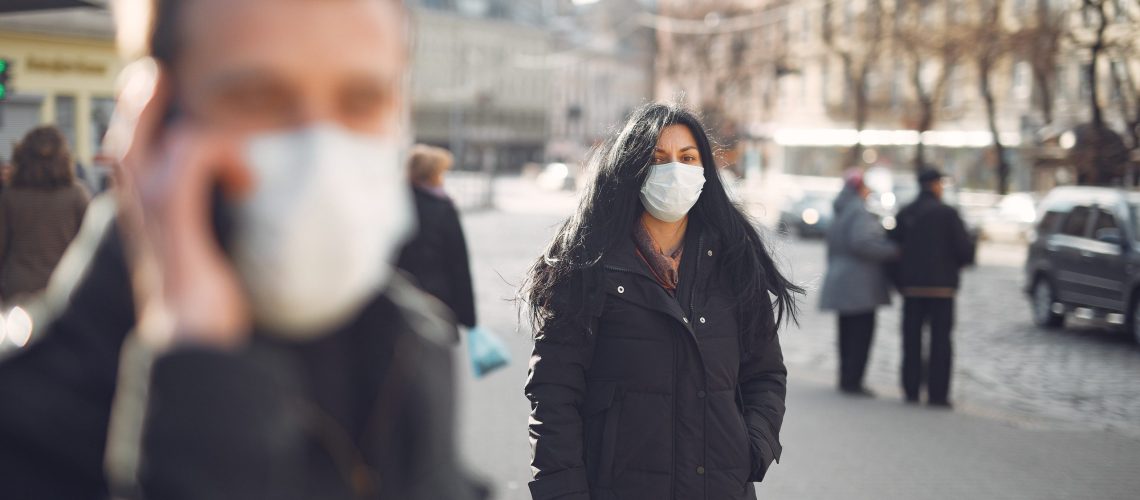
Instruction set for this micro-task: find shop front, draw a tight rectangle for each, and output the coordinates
[0,31,119,168]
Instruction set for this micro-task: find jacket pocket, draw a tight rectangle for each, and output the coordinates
[582,384,622,488]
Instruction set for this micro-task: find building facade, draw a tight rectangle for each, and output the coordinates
[654,0,1140,192]
[0,5,119,168]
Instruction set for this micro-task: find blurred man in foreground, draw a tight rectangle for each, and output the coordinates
[889,167,976,408]
[0,0,484,498]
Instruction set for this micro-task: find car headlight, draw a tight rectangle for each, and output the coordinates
[802,208,820,225]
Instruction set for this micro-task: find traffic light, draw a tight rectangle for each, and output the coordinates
[0,59,11,101]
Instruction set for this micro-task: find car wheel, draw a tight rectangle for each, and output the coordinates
[1032,279,1064,328]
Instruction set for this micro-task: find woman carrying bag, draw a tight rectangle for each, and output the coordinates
[523,102,800,500]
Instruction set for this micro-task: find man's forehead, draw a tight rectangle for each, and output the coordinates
[179,0,406,61]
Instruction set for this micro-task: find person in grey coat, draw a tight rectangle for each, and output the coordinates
[819,170,898,396]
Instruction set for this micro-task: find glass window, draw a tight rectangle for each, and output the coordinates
[54,94,77,155]
[1092,208,1119,234]
[1128,204,1140,240]
[1061,206,1092,237]
[90,97,115,157]
[1038,211,1065,235]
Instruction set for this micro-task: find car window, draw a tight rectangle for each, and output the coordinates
[1092,208,1119,235]
[1132,204,1140,240]
[1037,211,1065,235]
[1061,206,1092,237]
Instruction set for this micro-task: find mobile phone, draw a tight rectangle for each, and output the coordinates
[163,101,236,255]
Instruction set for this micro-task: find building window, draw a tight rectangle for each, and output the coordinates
[91,97,116,157]
[54,94,77,155]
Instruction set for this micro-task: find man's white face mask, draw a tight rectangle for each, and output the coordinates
[232,123,415,340]
[639,162,706,223]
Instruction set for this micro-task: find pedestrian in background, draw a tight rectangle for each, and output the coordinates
[0,0,485,499]
[0,125,91,306]
[819,168,898,397]
[0,157,12,191]
[397,144,477,336]
[524,102,799,500]
[889,167,975,408]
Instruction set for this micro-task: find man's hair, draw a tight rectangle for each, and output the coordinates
[408,144,453,185]
[112,0,408,63]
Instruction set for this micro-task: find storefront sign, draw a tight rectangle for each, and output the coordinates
[26,57,108,76]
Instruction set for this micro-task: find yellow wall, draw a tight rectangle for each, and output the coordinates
[0,31,121,165]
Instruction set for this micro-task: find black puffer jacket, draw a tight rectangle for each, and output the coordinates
[526,221,786,500]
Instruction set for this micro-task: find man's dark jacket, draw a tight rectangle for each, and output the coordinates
[889,190,976,290]
[0,198,485,500]
[397,186,477,329]
[526,218,786,500]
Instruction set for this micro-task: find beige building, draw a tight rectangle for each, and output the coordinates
[410,7,553,172]
[0,5,119,167]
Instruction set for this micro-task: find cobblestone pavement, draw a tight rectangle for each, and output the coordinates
[774,233,1140,436]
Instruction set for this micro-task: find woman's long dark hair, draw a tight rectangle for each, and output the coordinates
[522,102,801,351]
[11,125,76,189]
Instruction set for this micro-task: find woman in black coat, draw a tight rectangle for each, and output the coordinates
[523,103,800,500]
[396,145,477,333]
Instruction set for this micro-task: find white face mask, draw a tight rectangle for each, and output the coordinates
[232,124,416,339]
[639,161,706,223]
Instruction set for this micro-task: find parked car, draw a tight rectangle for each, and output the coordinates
[778,188,837,238]
[1024,186,1140,344]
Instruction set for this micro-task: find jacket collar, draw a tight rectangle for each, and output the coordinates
[601,213,709,278]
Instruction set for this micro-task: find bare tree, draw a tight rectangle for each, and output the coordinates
[1023,0,1067,126]
[822,0,888,167]
[895,0,970,169]
[1106,2,1140,148]
[968,0,1014,193]
[1067,0,1131,184]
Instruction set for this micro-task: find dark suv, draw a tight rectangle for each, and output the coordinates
[1025,187,1140,344]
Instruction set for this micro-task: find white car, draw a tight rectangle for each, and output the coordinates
[981,193,1039,243]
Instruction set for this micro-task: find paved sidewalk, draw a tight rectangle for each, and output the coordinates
[762,377,1140,500]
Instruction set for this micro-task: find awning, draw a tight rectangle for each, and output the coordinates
[0,0,100,14]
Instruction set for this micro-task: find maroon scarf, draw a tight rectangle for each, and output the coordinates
[633,220,683,294]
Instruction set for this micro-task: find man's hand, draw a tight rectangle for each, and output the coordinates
[106,59,254,351]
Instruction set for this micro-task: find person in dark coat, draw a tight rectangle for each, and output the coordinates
[523,103,801,500]
[889,167,976,408]
[819,169,898,396]
[0,126,91,306]
[0,1,485,499]
[397,144,477,332]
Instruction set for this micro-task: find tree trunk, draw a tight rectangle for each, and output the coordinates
[1033,0,1056,125]
[846,71,870,167]
[914,101,933,170]
[1085,0,1109,184]
[909,52,931,170]
[980,62,1010,194]
[1033,70,1055,125]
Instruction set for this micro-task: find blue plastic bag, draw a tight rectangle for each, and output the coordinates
[467,326,510,378]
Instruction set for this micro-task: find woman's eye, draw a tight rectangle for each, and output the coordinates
[683,155,697,162]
